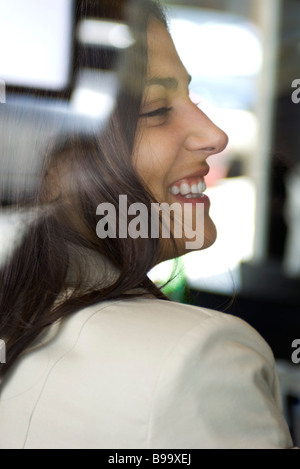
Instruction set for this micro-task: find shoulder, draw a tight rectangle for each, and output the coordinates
[72,296,274,362]
[15,296,276,388]
[1,296,294,449]
[123,300,292,449]
[18,296,274,399]
[38,296,275,371]
[71,295,255,335]
[55,297,279,405]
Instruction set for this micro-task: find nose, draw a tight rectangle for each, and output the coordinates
[183,107,228,158]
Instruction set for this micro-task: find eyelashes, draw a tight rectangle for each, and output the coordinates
[139,88,199,120]
[139,106,173,118]
[139,98,200,122]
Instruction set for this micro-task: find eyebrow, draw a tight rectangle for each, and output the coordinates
[145,74,192,90]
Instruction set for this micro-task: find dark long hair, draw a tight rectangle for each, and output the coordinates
[0,0,172,378]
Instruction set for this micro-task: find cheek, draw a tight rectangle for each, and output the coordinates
[133,129,176,189]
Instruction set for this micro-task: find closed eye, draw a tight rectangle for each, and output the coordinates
[139,106,173,118]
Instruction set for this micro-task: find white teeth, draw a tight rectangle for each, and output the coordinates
[198,181,206,193]
[180,183,190,196]
[184,194,204,199]
[170,185,180,195]
[169,179,207,197]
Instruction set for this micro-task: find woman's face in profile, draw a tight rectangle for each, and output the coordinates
[133,20,228,260]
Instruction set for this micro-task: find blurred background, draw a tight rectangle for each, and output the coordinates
[0,0,299,444]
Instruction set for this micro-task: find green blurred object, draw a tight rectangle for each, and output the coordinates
[159,257,189,303]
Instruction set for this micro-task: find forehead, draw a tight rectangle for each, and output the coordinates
[146,19,188,81]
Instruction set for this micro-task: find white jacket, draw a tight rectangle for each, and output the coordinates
[0,297,294,449]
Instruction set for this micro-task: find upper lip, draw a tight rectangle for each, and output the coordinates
[169,166,210,187]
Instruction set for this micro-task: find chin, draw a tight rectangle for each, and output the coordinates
[201,217,218,250]
[157,225,217,264]
[183,214,217,254]
[154,213,218,263]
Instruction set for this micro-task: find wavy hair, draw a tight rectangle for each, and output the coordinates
[0,0,173,378]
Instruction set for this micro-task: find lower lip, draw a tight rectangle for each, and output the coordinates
[170,193,211,208]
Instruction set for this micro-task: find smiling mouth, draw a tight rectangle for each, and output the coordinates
[168,177,207,199]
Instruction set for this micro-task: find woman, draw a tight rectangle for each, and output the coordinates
[0,0,295,449]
